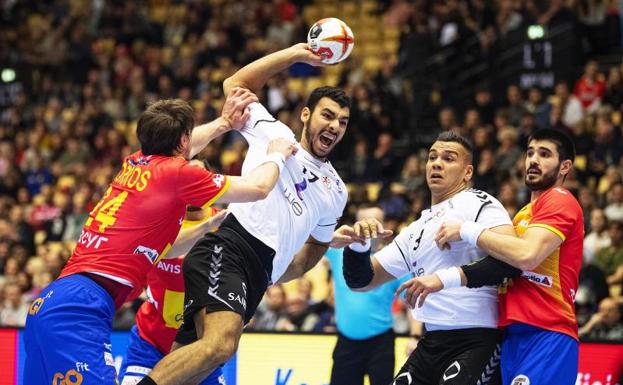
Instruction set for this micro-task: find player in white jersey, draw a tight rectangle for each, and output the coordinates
[136,44,349,385]
[332,131,515,385]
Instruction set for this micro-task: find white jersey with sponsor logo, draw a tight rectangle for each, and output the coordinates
[374,189,512,329]
[228,103,347,283]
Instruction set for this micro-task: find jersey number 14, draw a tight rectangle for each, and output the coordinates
[86,186,129,232]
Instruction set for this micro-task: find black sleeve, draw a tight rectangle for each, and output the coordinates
[461,256,522,288]
[342,247,374,289]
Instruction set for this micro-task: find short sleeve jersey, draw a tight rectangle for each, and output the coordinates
[60,152,229,301]
[374,189,512,328]
[228,103,348,283]
[498,186,584,340]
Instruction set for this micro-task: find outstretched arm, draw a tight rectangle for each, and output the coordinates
[223,43,324,96]
[331,219,396,292]
[216,138,297,203]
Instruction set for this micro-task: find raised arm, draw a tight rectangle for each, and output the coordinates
[190,88,258,158]
[223,43,324,96]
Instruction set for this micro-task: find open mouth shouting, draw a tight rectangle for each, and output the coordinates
[317,131,337,152]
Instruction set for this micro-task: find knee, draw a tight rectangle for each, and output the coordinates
[197,337,238,365]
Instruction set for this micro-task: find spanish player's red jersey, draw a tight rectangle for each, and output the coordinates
[134,213,217,354]
[136,256,185,354]
[498,186,584,340]
[60,151,229,303]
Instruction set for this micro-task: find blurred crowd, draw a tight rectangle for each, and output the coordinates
[0,0,622,342]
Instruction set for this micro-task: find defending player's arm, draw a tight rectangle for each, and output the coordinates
[164,210,228,259]
[398,223,517,308]
[190,88,258,158]
[223,43,324,96]
[217,138,297,203]
[332,218,397,291]
[460,226,562,271]
[436,191,576,271]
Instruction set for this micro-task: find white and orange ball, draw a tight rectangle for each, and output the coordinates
[307,18,355,65]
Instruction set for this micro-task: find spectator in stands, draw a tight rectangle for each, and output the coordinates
[472,147,498,195]
[498,181,520,218]
[0,282,29,327]
[588,117,623,181]
[253,284,288,331]
[525,87,551,130]
[574,60,606,113]
[505,84,527,127]
[277,293,318,332]
[310,284,336,333]
[462,108,481,135]
[473,87,496,124]
[400,154,426,195]
[594,220,623,277]
[584,208,612,264]
[579,297,623,340]
[348,138,377,183]
[553,81,584,129]
[603,66,623,109]
[495,126,522,173]
[605,182,623,221]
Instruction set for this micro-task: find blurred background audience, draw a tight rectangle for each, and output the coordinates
[0,0,622,340]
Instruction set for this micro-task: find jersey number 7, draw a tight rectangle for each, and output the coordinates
[85,186,129,232]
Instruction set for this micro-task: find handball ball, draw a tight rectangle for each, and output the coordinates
[307,18,355,65]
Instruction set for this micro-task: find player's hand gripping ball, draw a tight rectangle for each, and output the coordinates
[307,18,354,64]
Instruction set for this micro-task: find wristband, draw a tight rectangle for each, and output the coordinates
[435,267,462,289]
[263,152,286,172]
[348,238,371,253]
[460,221,486,247]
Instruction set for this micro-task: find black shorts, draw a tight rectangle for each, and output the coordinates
[175,214,275,345]
[392,327,502,385]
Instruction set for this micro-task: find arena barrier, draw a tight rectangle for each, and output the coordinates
[1,328,621,385]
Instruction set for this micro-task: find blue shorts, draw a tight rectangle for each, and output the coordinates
[23,274,117,384]
[119,325,224,385]
[501,323,578,385]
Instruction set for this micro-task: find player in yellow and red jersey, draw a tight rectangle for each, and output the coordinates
[119,206,227,385]
[403,129,583,385]
[23,91,298,385]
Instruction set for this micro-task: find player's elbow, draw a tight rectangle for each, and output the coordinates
[255,184,271,200]
[516,251,541,271]
[223,76,248,95]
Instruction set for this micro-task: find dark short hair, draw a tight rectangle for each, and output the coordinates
[137,99,195,156]
[528,128,576,162]
[435,130,474,163]
[305,86,351,113]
